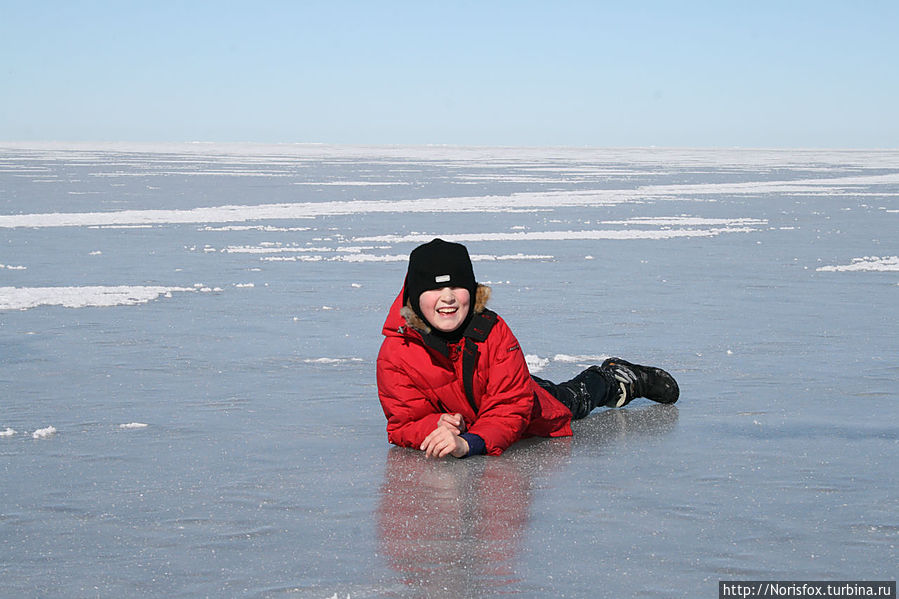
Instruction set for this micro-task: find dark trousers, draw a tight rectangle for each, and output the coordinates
[532,367,614,420]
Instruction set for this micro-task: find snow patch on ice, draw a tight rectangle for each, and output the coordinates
[355,225,761,244]
[221,245,324,254]
[0,285,200,311]
[600,216,764,227]
[0,187,767,229]
[526,354,611,372]
[89,224,155,229]
[200,225,312,232]
[525,355,550,373]
[292,180,411,186]
[553,354,611,364]
[471,253,554,261]
[816,256,899,272]
[32,426,57,439]
[253,251,551,263]
[302,357,364,364]
[0,191,624,228]
[4,167,892,230]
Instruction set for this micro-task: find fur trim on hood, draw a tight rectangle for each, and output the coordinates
[400,284,491,334]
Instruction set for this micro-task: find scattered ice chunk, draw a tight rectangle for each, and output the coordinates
[525,354,550,373]
[234,283,255,288]
[32,426,57,439]
[1,427,16,437]
[119,422,148,429]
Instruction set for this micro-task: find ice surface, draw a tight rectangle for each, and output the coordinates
[1,143,896,598]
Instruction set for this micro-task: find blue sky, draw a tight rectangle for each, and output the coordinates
[2,1,897,147]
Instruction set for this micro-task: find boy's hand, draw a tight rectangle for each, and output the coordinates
[437,413,466,435]
[421,426,469,459]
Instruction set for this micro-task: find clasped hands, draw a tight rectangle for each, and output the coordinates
[420,412,469,459]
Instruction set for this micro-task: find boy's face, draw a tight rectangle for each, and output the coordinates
[418,287,471,333]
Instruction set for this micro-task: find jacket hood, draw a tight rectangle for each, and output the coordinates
[382,284,492,338]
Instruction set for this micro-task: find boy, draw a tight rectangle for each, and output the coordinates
[376,239,679,458]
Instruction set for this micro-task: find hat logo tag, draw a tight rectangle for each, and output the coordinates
[435,274,451,283]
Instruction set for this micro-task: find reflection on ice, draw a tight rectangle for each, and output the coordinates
[378,449,536,597]
[377,405,679,597]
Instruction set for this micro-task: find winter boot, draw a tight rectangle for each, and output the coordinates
[600,357,679,407]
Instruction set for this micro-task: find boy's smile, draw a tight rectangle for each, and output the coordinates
[419,287,471,333]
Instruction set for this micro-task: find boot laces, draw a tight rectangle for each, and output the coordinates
[608,364,639,407]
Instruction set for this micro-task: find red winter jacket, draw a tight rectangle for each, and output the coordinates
[377,285,573,456]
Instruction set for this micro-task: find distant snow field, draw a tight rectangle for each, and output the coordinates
[4,169,892,229]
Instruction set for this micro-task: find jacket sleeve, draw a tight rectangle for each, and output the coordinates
[376,343,442,450]
[466,323,535,455]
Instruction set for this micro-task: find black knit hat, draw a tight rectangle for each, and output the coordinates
[403,238,477,319]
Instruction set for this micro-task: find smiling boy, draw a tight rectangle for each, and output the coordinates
[376,238,679,458]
